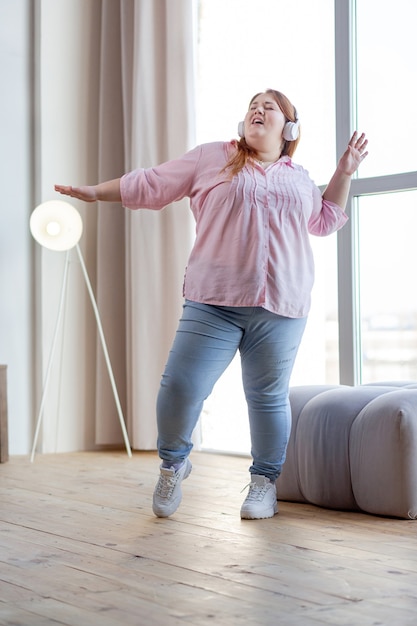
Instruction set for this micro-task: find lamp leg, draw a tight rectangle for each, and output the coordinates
[75,244,132,458]
[30,250,71,462]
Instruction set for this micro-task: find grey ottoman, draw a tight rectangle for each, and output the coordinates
[277,382,417,519]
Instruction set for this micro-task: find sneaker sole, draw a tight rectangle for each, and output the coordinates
[240,502,279,520]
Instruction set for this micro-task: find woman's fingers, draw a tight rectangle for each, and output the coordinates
[54,184,96,202]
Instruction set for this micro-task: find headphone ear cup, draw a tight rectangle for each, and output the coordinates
[238,121,245,138]
[283,121,299,141]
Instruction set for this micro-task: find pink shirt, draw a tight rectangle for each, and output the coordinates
[121,141,348,318]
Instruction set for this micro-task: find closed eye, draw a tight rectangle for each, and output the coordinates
[249,102,278,111]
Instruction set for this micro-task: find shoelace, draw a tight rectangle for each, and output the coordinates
[155,473,178,498]
[241,481,269,501]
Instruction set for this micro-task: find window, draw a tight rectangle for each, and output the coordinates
[196,0,417,454]
[355,0,417,178]
[196,0,336,453]
[338,0,417,385]
[357,190,417,382]
[197,0,336,182]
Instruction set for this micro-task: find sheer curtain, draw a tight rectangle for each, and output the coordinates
[36,0,195,453]
[124,1,196,449]
[93,0,196,450]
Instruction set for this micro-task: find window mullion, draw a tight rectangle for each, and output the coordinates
[350,172,417,196]
[335,0,360,385]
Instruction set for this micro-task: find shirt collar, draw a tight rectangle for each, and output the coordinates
[277,155,295,168]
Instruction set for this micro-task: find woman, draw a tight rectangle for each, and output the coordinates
[55,89,368,520]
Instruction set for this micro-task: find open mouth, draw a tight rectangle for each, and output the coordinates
[252,117,264,125]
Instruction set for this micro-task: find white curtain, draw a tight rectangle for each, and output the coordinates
[126,2,196,448]
[36,0,195,453]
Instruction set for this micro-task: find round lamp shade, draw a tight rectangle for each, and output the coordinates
[30,201,83,251]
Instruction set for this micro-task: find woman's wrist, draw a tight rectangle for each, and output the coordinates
[96,179,121,202]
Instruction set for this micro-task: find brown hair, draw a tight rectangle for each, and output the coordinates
[223,89,300,177]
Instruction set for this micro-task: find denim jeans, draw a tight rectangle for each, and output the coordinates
[156,300,307,481]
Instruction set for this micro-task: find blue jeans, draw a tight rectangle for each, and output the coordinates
[156,300,307,481]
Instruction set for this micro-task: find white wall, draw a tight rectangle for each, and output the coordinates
[0,0,33,454]
[36,0,99,454]
[0,0,98,456]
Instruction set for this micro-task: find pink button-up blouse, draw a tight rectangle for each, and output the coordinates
[120,141,348,318]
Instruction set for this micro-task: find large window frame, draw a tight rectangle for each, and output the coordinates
[335,0,417,385]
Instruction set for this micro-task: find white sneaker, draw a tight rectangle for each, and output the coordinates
[240,474,278,519]
[152,459,192,518]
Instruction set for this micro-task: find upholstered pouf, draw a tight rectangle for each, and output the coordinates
[277,382,417,519]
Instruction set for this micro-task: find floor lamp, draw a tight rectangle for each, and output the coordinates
[29,200,132,462]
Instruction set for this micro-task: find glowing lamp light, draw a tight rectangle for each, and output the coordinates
[45,221,61,237]
[30,200,83,251]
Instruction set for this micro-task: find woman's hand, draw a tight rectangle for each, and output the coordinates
[54,185,98,202]
[322,132,369,208]
[337,131,369,176]
[55,178,121,203]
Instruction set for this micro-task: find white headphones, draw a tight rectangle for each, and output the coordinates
[282,119,300,141]
[238,116,300,141]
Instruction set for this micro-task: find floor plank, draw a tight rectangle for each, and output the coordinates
[1,451,417,625]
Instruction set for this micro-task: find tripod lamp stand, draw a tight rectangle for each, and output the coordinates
[29,200,132,462]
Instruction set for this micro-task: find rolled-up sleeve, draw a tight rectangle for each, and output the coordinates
[120,146,202,210]
[307,185,348,236]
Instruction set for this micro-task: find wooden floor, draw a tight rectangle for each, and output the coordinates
[1,451,417,626]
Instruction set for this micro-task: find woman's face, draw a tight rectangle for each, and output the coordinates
[243,93,286,149]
